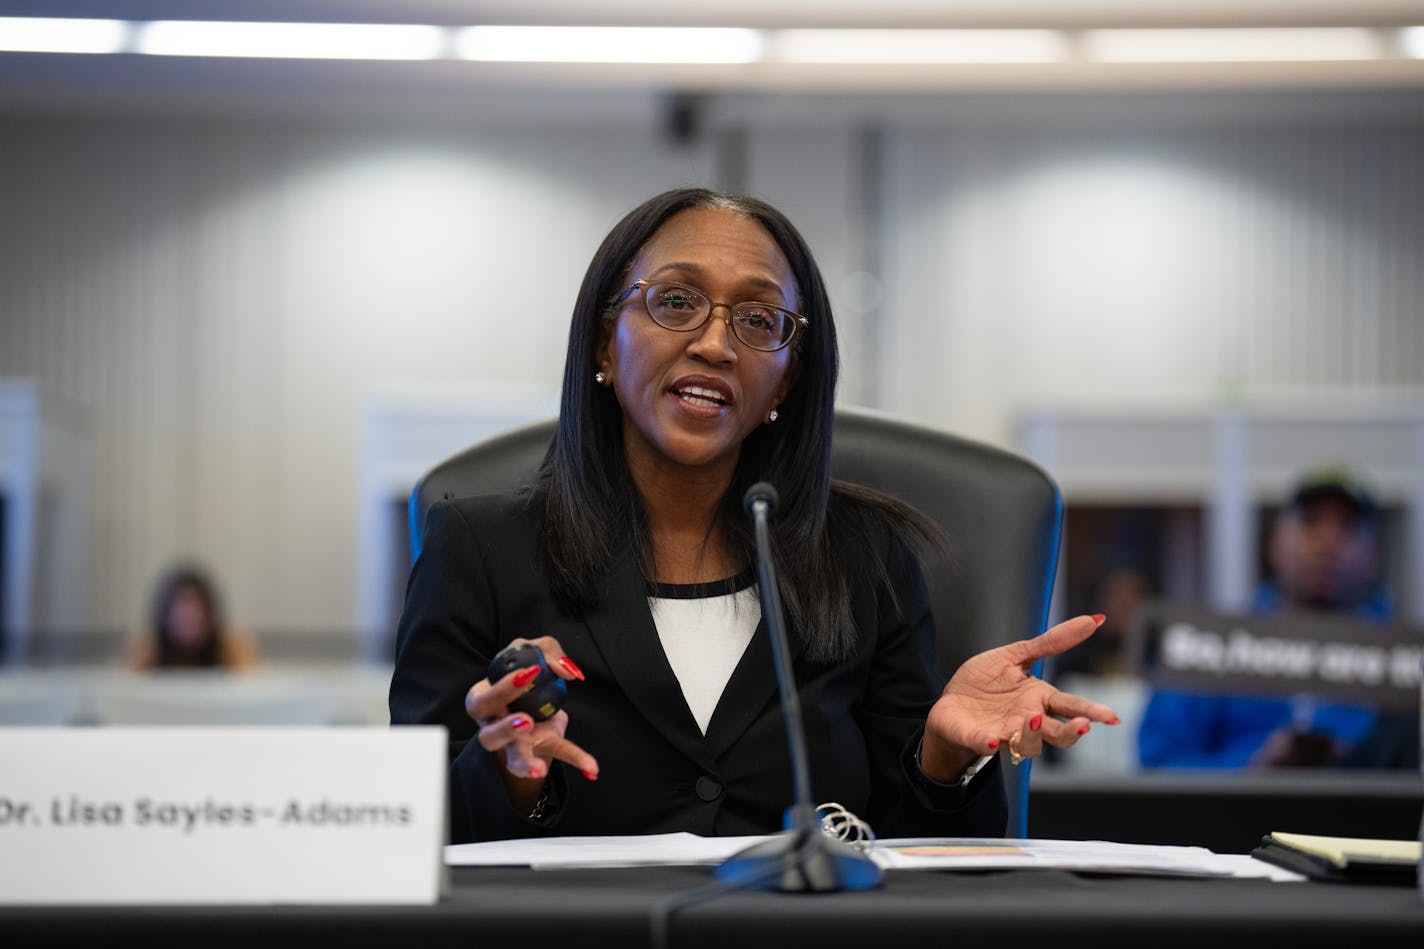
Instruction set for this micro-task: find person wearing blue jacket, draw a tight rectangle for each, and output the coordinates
[1137,468,1408,769]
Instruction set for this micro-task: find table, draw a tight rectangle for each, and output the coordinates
[3,864,1421,948]
[1030,769,1424,853]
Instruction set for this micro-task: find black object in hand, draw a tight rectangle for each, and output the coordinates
[487,642,567,722]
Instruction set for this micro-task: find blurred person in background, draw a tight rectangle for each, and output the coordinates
[1137,467,1415,769]
[126,562,259,672]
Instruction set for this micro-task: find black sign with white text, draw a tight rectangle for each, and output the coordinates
[1127,601,1424,710]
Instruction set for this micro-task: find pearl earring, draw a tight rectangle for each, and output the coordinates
[595,371,606,384]
[767,409,779,423]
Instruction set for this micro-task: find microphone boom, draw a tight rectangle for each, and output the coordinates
[715,482,883,893]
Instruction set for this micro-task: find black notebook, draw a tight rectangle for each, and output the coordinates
[1251,832,1421,885]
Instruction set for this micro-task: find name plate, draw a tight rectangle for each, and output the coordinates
[0,726,447,905]
[1128,602,1424,709]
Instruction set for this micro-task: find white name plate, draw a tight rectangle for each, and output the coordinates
[0,726,447,905]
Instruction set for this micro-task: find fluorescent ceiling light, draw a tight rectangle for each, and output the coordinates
[0,17,127,54]
[1084,28,1381,63]
[454,26,762,64]
[1402,27,1424,58]
[135,21,445,60]
[770,29,1066,64]
[4,18,1410,67]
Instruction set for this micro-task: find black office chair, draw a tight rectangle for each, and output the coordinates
[409,406,1063,838]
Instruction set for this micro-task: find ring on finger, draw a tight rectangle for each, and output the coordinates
[1007,730,1025,766]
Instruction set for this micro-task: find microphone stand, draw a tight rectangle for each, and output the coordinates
[713,483,884,893]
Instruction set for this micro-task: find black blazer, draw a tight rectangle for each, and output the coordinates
[389,491,1007,843]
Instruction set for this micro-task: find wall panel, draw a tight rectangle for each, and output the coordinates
[881,123,1424,444]
[2,103,1421,640]
[0,116,716,636]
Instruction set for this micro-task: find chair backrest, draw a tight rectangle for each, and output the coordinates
[408,406,1063,837]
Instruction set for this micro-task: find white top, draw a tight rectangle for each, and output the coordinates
[648,575,761,735]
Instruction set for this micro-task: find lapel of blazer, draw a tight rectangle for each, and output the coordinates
[702,614,775,758]
[581,549,719,773]
[703,582,811,759]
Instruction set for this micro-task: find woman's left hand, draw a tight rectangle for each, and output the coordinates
[920,614,1121,780]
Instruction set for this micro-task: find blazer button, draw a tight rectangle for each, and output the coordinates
[695,776,723,802]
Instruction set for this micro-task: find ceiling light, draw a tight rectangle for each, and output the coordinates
[1084,28,1382,63]
[135,21,445,60]
[770,29,1066,64]
[453,26,762,64]
[0,17,127,54]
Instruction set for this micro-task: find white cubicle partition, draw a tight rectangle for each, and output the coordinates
[354,382,557,664]
[0,380,90,664]
[0,666,394,727]
[1018,398,1424,624]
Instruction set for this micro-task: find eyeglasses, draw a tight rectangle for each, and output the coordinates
[609,280,808,353]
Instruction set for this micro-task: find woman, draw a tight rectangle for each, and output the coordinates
[128,563,259,672]
[389,188,1117,843]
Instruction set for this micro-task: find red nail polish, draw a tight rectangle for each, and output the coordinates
[1078,725,1091,736]
[1030,715,1042,732]
[528,763,544,779]
[987,740,999,750]
[1107,716,1121,726]
[582,769,598,782]
[558,656,586,681]
[512,666,540,689]
[1091,614,1106,627]
[510,715,532,732]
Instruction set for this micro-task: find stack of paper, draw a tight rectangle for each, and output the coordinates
[1250,832,1422,884]
[872,837,1300,880]
[446,833,767,869]
[445,833,1305,881]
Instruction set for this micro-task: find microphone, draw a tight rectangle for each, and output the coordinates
[742,482,778,518]
[714,482,883,893]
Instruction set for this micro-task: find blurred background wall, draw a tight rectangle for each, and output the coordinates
[2,2,1422,666]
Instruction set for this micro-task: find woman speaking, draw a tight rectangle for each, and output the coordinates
[389,187,1117,843]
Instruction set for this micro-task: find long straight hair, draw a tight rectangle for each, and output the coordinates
[151,564,226,668]
[536,188,939,662]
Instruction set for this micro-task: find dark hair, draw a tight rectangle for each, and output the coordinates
[1286,466,1379,528]
[150,563,226,668]
[536,187,940,662]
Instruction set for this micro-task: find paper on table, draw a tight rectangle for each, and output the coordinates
[869,837,1302,880]
[448,832,1305,881]
[1214,854,1309,882]
[446,832,773,869]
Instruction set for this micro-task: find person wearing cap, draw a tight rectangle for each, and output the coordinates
[1137,467,1402,769]
[1258,468,1387,617]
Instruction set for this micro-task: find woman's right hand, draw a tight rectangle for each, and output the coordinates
[464,636,600,786]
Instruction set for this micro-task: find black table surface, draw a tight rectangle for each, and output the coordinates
[1029,769,1424,853]
[3,863,1422,948]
